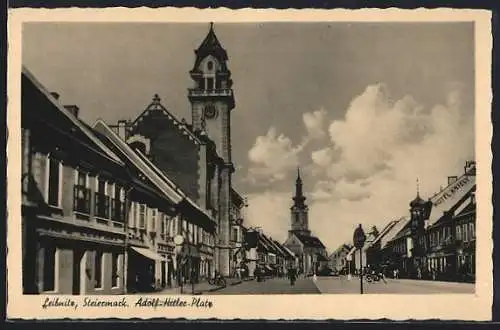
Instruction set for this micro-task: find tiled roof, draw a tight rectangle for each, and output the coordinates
[295,233,326,249]
[455,201,476,217]
[382,217,411,248]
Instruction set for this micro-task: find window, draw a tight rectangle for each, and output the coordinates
[112,186,124,222]
[172,217,178,235]
[182,220,187,238]
[46,156,62,207]
[167,216,173,237]
[94,177,110,218]
[193,225,198,244]
[94,251,103,288]
[232,227,238,242]
[42,244,56,291]
[149,209,157,232]
[189,223,195,242]
[463,223,468,242]
[206,77,214,90]
[139,204,146,229]
[207,61,213,70]
[73,170,90,214]
[456,225,462,240]
[470,223,475,240]
[128,202,136,228]
[160,213,165,236]
[111,253,119,288]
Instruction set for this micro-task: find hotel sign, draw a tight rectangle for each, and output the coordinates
[433,175,473,207]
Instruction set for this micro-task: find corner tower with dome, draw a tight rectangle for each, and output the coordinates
[283,168,329,275]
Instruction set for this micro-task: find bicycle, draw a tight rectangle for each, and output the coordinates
[208,273,227,287]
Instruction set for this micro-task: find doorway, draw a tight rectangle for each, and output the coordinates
[72,249,84,295]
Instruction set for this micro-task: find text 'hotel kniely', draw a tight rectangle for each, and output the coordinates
[21,24,252,294]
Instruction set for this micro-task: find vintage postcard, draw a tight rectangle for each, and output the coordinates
[7,8,493,320]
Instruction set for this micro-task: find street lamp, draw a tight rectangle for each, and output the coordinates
[353,224,366,294]
[173,235,184,294]
[346,254,352,281]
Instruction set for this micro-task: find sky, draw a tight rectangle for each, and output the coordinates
[22,22,475,252]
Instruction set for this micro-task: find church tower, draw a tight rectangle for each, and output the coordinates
[188,23,235,276]
[290,168,311,236]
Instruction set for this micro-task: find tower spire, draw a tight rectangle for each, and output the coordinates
[293,167,306,206]
[416,177,420,197]
[290,166,310,236]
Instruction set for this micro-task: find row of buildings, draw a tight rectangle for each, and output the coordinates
[20,24,275,294]
[330,161,477,282]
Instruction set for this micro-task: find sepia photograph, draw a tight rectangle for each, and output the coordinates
[7,8,492,320]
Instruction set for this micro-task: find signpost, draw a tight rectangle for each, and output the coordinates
[353,224,366,294]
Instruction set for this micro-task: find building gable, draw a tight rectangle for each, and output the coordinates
[127,98,202,201]
[283,234,304,251]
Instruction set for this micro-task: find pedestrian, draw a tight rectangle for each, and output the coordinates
[379,268,387,284]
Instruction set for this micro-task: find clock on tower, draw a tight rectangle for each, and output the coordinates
[204,104,218,119]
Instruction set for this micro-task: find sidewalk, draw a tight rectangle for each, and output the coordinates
[153,278,243,295]
[385,278,475,287]
[341,275,474,287]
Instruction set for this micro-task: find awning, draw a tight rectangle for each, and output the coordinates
[131,246,166,261]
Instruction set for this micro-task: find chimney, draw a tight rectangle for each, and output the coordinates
[117,120,128,141]
[64,105,79,118]
[447,176,458,185]
[50,92,60,100]
[464,160,476,175]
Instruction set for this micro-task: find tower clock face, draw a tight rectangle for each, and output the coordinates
[204,104,218,119]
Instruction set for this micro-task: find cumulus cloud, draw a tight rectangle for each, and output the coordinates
[309,83,474,249]
[303,108,328,140]
[246,127,305,184]
[246,108,329,185]
[245,82,474,251]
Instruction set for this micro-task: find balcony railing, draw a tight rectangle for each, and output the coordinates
[188,88,233,97]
